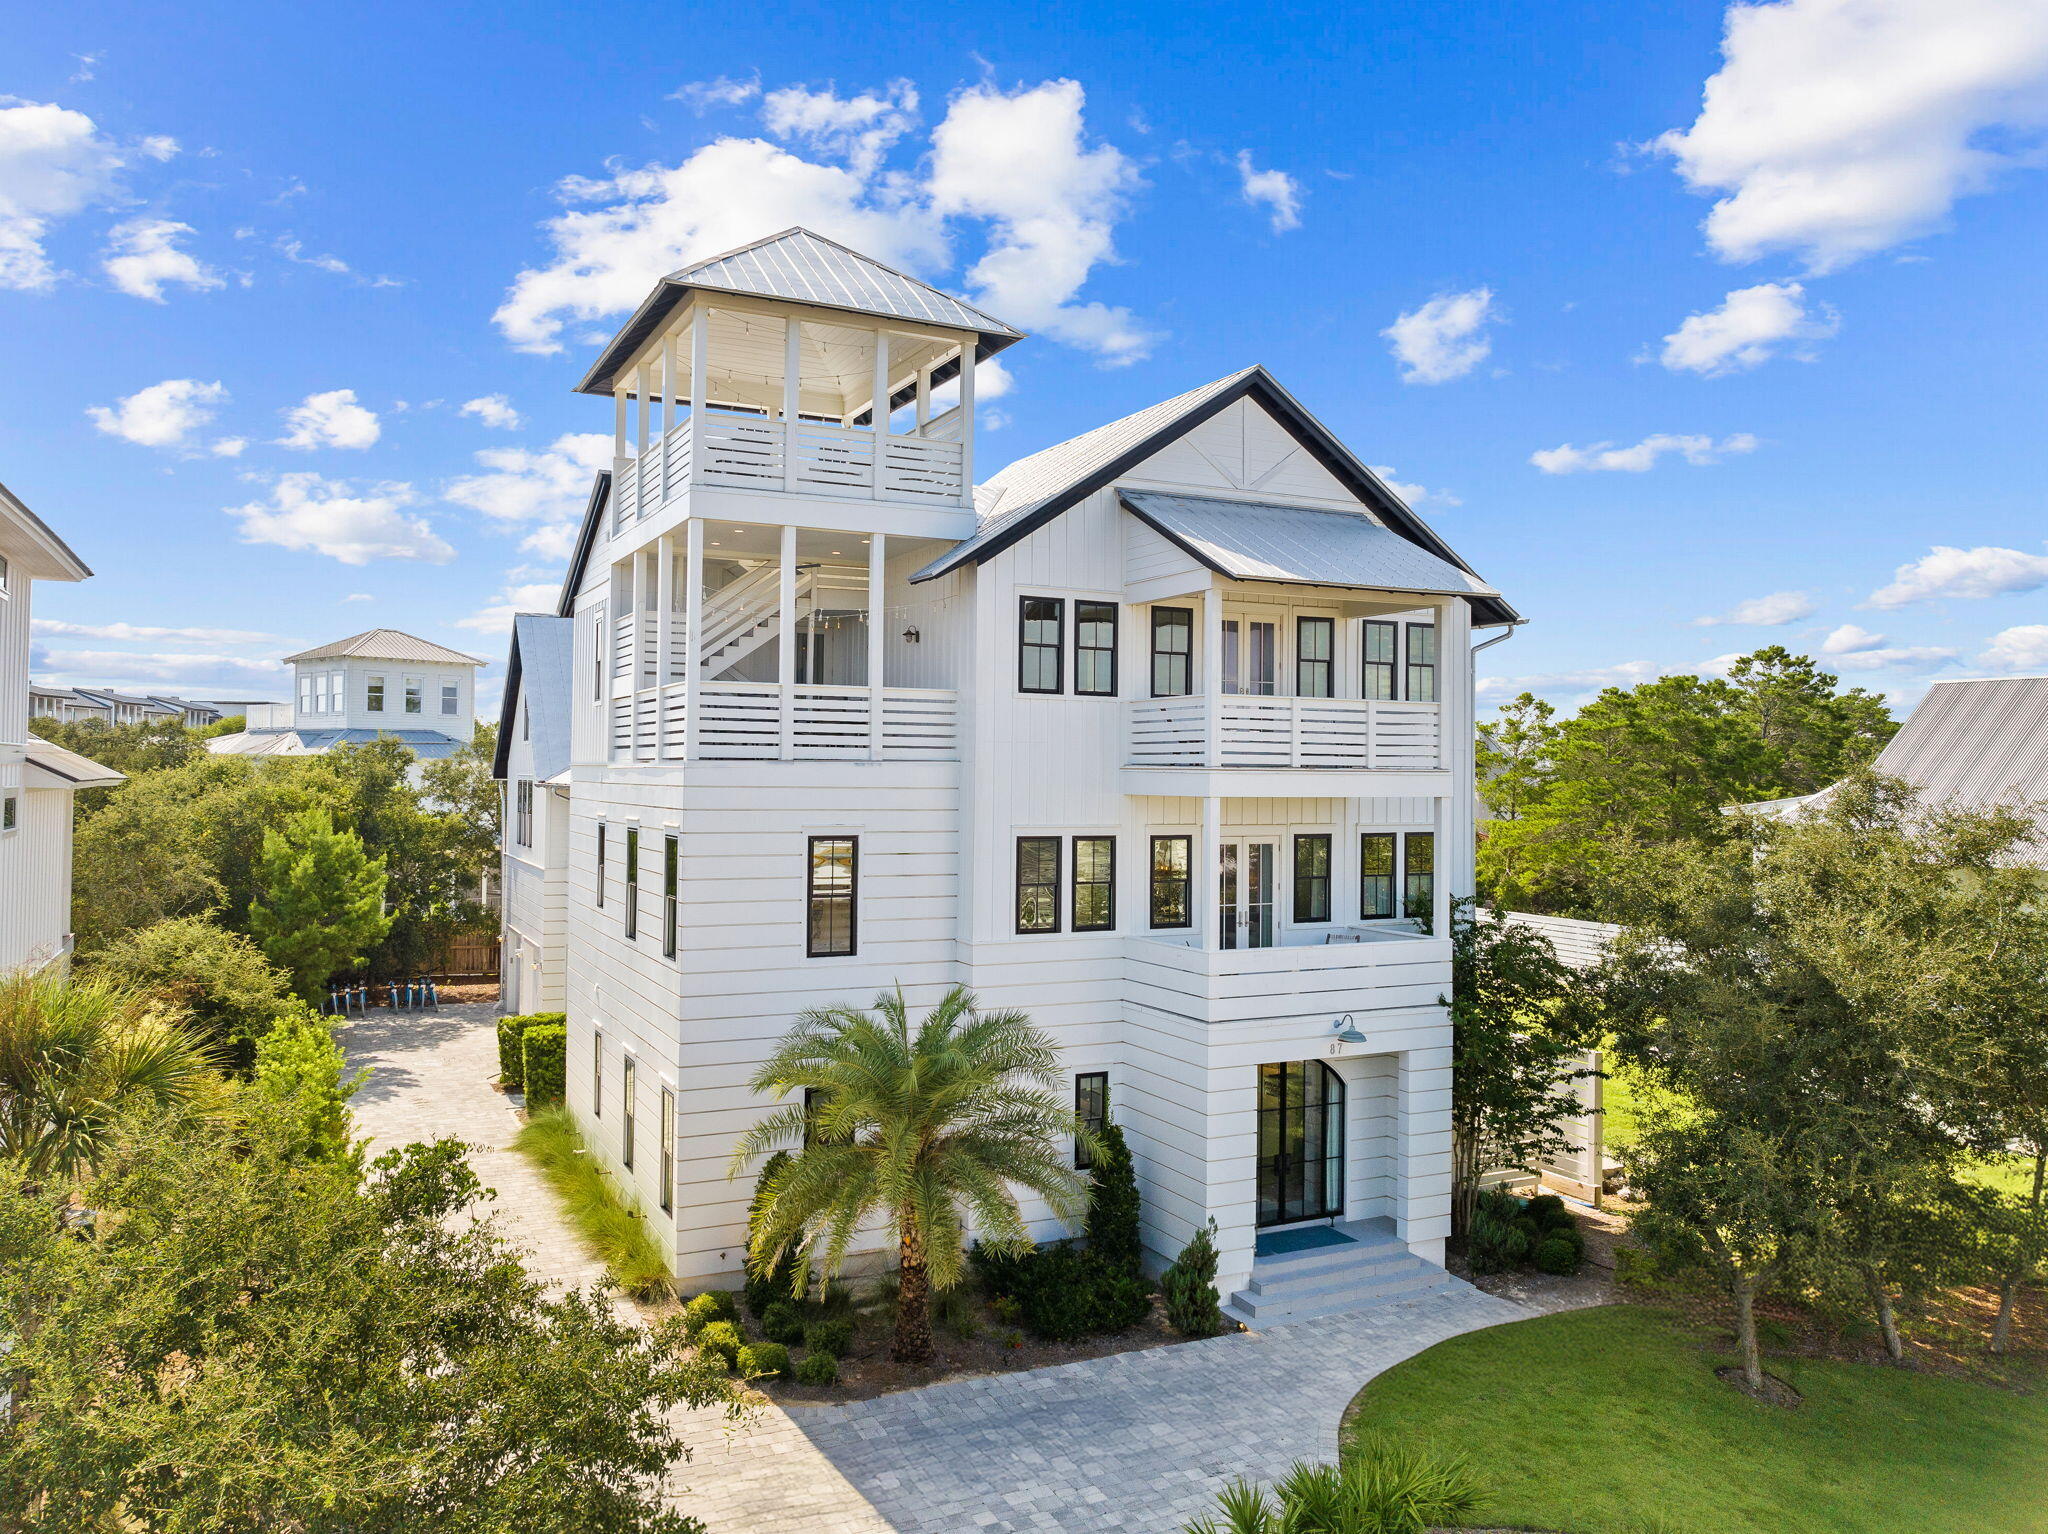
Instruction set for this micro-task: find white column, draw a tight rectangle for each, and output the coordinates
[867,532,888,760]
[682,520,703,760]
[1202,585,1223,769]
[1441,597,1476,910]
[1431,795,1451,938]
[689,307,709,493]
[915,366,931,432]
[777,523,798,761]
[636,360,651,454]
[1199,793,1222,951]
[782,316,803,493]
[870,327,890,500]
[613,387,627,460]
[1394,1045,1454,1262]
[663,327,678,439]
[955,344,976,506]
[654,531,674,686]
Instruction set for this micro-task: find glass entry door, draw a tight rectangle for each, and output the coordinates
[1256,1060,1346,1227]
[1221,616,1278,695]
[1218,838,1278,950]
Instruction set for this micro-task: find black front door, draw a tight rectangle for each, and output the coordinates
[1256,1060,1345,1227]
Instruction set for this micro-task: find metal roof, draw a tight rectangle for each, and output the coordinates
[0,478,91,582]
[281,629,485,666]
[1119,490,1502,601]
[492,615,573,782]
[206,727,468,760]
[23,737,125,789]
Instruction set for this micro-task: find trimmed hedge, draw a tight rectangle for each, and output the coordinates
[1162,1219,1227,1338]
[969,1239,1151,1343]
[759,1300,806,1346]
[495,1011,564,1089]
[697,1320,742,1369]
[682,1291,740,1335]
[803,1317,854,1359]
[794,1350,839,1386]
[521,1024,567,1106]
[1469,1189,1584,1277]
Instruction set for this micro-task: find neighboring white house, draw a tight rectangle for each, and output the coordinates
[495,613,574,1014]
[206,628,484,766]
[496,227,1519,1320]
[29,685,224,728]
[1,481,124,973]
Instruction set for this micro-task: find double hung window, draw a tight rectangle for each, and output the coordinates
[1149,835,1192,929]
[593,1030,604,1117]
[1360,832,1397,920]
[1076,602,1118,696]
[621,1057,637,1169]
[595,822,607,908]
[1074,1072,1108,1170]
[662,835,679,958]
[404,678,423,714]
[624,829,639,940]
[659,1087,675,1214]
[1019,597,1064,693]
[514,780,533,848]
[1403,832,1436,924]
[366,676,385,712]
[1362,622,1398,700]
[1296,617,1334,698]
[1015,837,1061,934]
[1072,836,1115,932]
[441,682,460,715]
[1293,834,1331,923]
[1150,608,1192,697]
[1405,624,1439,703]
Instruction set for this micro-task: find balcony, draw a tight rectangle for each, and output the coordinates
[1126,695,1442,779]
[611,411,968,534]
[607,680,958,765]
[1124,926,1451,1030]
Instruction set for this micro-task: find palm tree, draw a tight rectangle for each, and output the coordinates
[0,968,218,1185]
[730,985,1093,1364]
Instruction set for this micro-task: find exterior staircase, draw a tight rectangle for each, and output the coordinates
[1223,1218,1455,1330]
[696,563,872,678]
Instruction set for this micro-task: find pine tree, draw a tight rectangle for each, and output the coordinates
[1085,1117,1143,1276]
[247,805,393,999]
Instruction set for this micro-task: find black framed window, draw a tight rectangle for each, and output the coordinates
[515,780,533,847]
[624,828,640,940]
[1149,835,1192,929]
[662,835,679,958]
[1019,596,1064,694]
[595,822,607,909]
[1361,832,1396,919]
[1076,601,1118,696]
[807,836,857,957]
[1074,1071,1108,1170]
[659,1086,675,1214]
[1363,621,1398,700]
[1406,624,1439,703]
[593,1030,603,1117]
[1016,836,1062,934]
[1293,834,1332,923]
[621,1056,637,1169]
[1150,607,1192,697]
[1072,836,1115,932]
[1404,831,1437,926]
[1296,617,1334,698]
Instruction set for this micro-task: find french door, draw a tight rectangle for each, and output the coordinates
[1221,614,1279,695]
[1218,837,1278,950]
[1256,1060,1346,1227]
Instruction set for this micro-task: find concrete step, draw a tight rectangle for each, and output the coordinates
[1230,1262,1442,1319]
[1241,1259,1433,1310]
[1227,1269,1455,1328]
[1243,1244,1417,1293]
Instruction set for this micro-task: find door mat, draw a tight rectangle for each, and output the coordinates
[1256,1225,1355,1257]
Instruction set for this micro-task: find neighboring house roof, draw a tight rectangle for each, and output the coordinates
[909,365,1520,629]
[0,478,91,582]
[23,737,125,790]
[575,227,1024,399]
[1120,490,1503,602]
[555,473,613,618]
[68,688,180,713]
[282,629,486,666]
[206,728,467,760]
[492,614,574,782]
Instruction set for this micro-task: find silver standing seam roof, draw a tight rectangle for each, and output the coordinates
[492,615,574,783]
[282,629,486,666]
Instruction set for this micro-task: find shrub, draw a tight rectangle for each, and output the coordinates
[736,1341,789,1379]
[1161,1219,1226,1338]
[760,1300,806,1346]
[496,1011,564,1088]
[794,1350,839,1386]
[1085,1118,1143,1277]
[743,1150,796,1319]
[251,1001,363,1169]
[1184,1441,1486,1534]
[696,1320,743,1370]
[803,1317,854,1358]
[1525,1193,1576,1233]
[1533,1234,1582,1275]
[90,915,292,1071]
[934,1286,981,1340]
[682,1291,739,1336]
[1467,1190,1539,1275]
[967,1239,1036,1300]
[521,1024,566,1106]
[991,1242,1152,1343]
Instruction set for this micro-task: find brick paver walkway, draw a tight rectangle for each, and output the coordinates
[343,1005,1527,1534]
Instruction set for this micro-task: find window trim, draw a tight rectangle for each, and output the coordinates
[1403,830,1437,926]
[366,675,385,713]
[1150,606,1193,698]
[595,821,607,909]
[806,835,858,958]
[404,676,423,715]
[1362,620,1399,701]
[1148,834,1193,930]
[1075,600,1119,697]
[1405,622,1439,704]
[1074,1071,1108,1171]
[592,1029,603,1117]
[1,793,17,834]
[1018,595,1065,695]
[662,834,679,959]
[1293,832,1332,924]
[1015,835,1063,935]
[621,1056,637,1170]
[440,681,460,716]
[1071,834,1116,933]
[1296,616,1334,699]
[514,780,533,848]
[1360,831,1397,921]
[658,1085,675,1215]
[624,827,639,940]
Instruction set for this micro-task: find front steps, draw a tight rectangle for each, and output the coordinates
[1223,1220,1455,1330]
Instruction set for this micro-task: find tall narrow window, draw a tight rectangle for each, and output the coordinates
[1296,617,1334,698]
[515,780,533,848]
[1019,596,1064,694]
[1074,1071,1108,1170]
[1149,835,1192,929]
[1360,832,1396,920]
[1016,836,1062,934]
[591,606,607,701]
[595,822,607,909]
[662,835,679,958]
[807,836,857,956]
[441,682,459,715]
[1404,832,1436,926]
[366,676,385,712]
[1405,624,1439,703]
[1293,834,1332,923]
[1072,836,1116,932]
[624,828,640,940]
[1223,619,1277,695]
[659,1086,675,1214]
[593,1030,603,1117]
[404,678,423,714]
[1076,601,1118,696]
[1363,621,1398,700]
[1150,607,1192,697]
[621,1057,637,1170]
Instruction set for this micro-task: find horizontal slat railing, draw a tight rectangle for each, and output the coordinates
[1125,697,1441,771]
[687,682,959,762]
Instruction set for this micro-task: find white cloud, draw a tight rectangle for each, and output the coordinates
[32,618,277,644]
[1531,432,1759,474]
[33,647,287,689]
[0,99,127,290]
[1476,660,1666,700]
[343,592,374,602]
[210,436,246,457]
[1867,543,2048,607]
[1382,288,1496,384]
[1693,590,1816,626]
[275,235,350,275]
[276,388,381,450]
[930,356,1014,414]
[85,378,227,449]
[1235,151,1302,232]
[444,431,612,557]
[1659,281,1837,374]
[1979,624,2048,672]
[670,76,760,111]
[455,578,566,635]
[228,473,452,565]
[761,80,918,177]
[1819,621,1958,670]
[1368,465,1461,511]
[460,394,524,430]
[927,80,1153,364]
[100,217,222,302]
[1654,0,2048,273]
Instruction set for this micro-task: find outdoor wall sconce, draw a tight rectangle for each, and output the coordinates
[902,626,922,643]
[1330,1013,1367,1045]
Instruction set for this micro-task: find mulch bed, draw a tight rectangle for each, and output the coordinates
[1445,1198,1633,1314]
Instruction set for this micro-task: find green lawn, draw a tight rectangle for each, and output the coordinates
[1342,1304,2048,1534]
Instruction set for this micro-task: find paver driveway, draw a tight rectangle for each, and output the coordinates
[344,1004,1527,1534]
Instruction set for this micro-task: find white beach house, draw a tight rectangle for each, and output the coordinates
[207,628,484,767]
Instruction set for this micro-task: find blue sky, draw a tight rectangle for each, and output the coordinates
[6,0,2047,715]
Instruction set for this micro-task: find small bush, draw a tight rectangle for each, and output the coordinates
[1162,1219,1227,1338]
[682,1290,739,1335]
[794,1350,839,1386]
[494,1011,563,1088]
[1525,1193,1575,1233]
[1003,1243,1151,1342]
[1084,1118,1143,1276]
[760,1300,806,1346]
[697,1320,743,1370]
[967,1240,1036,1300]
[803,1317,854,1358]
[737,1341,789,1379]
[520,1024,566,1106]
[1612,1246,1666,1290]
[1533,1234,1582,1275]
[934,1286,981,1340]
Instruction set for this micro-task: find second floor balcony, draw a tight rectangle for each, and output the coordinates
[1126,694,1442,775]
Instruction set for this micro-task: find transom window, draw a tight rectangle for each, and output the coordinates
[807,836,857,957]
[1019,596,1064,694]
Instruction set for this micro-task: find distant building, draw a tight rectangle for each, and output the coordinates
[29,686,225,729]
[205,628,486,766]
